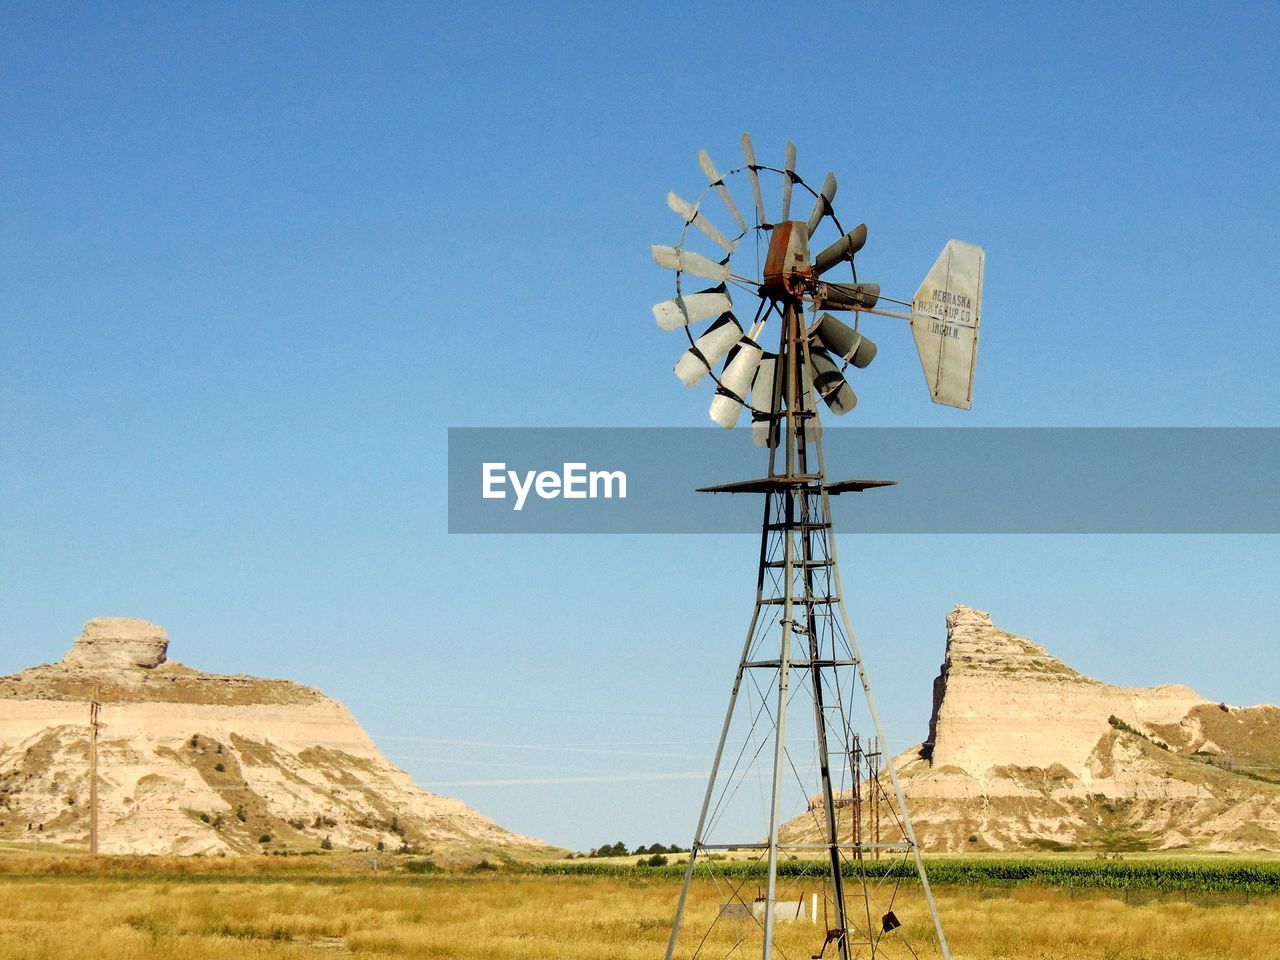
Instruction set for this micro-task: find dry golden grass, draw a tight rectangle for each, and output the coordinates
[0,864,1274,959]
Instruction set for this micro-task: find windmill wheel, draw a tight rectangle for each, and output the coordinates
[651,134,882,440]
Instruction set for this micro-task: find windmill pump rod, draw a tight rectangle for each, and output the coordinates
[851,305,913,322]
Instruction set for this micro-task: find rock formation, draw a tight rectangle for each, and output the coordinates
[61,617,170,671]
[786,605,1280,852]
[0,618,546,858]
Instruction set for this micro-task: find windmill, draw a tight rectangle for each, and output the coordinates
[651,135,983,960]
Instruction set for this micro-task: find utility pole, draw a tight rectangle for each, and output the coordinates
[89,686,100,856]
[869,736,881,861]
[851,735,863,859]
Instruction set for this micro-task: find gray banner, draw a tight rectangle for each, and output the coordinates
[447,428,1280,534]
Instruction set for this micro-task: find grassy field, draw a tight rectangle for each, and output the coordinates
[0,855,1275,959]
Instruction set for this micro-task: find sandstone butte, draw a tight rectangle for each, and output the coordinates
[0,618,547,858]
[784,604,1280,853]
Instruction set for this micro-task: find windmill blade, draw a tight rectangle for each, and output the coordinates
[780,141,796,221]
[667,192,737,254]
[809,346,858,416]
[819,281,880,311]
[814,224,868,276]
[709,322,764,428]
[652,285,733,331]
[805,172,838,237]
[910,239,985,409]
[674,314,743,386]
[697,149,748,235]
[651,244,730,282]
[741,132,767,227]
[797,347,822,441]
[749,353,778,447]
[811,312,877,368]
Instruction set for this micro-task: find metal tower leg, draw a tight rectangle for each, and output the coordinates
[665,496,775,960]
[761,488,796,959]
[813,421,954,960]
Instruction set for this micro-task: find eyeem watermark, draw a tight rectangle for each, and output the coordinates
[450,428,1280,533]
[482,462,627,511]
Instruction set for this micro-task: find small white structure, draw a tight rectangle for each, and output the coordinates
[720,897,816,923]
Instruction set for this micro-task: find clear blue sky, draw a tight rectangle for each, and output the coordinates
[2,2,1277,851]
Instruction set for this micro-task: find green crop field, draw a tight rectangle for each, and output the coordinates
[544,855,1280,894]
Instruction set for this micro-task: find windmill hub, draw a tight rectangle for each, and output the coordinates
[761,220,813,299]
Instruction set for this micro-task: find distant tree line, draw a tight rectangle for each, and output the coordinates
[570,841,685,859]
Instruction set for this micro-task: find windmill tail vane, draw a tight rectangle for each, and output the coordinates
[650,135,986,960]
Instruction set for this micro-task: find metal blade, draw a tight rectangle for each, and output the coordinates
[749,353,778,447]
[651,244,731,282]
[780,141,796,221]
[809,347,858,416]
[814,224,868,276]
[674,314,742,386]
[697,149,748,235]
[709,322,764,428]
[667,191,737,254]
[741,132,767,227]
[805,172,838,237]
[819,281,880,311]
[652,287,733,331]
[797,347,822,441]
[811,312,877,367]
